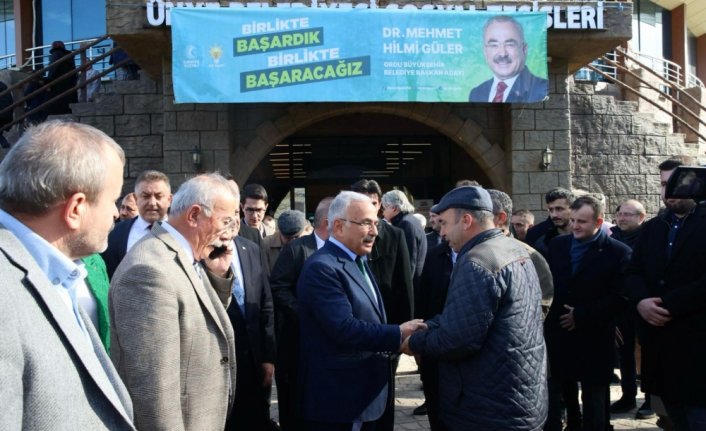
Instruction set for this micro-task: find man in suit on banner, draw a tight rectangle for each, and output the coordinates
[297,191,425,431]
[110,173,238,430]
[469,15,547,103]
[0,120,134,429]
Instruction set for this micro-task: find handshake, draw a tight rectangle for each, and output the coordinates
[399,319,427,355]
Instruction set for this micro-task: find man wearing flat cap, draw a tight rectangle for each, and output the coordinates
[262,209,308,274]
[402,186,548,430]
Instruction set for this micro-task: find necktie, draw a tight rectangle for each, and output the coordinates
[493,81,507,103]
[232,274,245,315]
[355,256,377,303]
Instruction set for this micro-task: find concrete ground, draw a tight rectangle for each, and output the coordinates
[271,355,662,431]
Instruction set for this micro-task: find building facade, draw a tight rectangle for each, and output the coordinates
[1,0,705,215]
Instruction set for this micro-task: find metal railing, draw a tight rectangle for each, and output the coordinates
[0,36,130,138]
[24,38,113,72]
[582,47,706,142]
[575,48,705,90]
[0,53,16,70]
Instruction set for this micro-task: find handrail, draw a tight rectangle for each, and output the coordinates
[0,36,122,135]
[616,47,706,114]
[23,37,112,70]
[600,54,706,131]
[585,63,706,143]
[0,53,16,69]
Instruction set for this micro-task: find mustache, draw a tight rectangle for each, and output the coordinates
[493,55,513,65]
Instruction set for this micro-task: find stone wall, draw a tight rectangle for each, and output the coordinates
[570,81,699,217]
[72,74,165,194]
[161,57,231,188]
[509,58,573,212]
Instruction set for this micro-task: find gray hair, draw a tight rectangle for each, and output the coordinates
[455,208,495,228]
[487,189,514,221]
[381,189,415,213]
[483,15,526,45]
[314,196,334,229]
[170,173,236,217]
[0,120,125,214]
[328,191,372,234]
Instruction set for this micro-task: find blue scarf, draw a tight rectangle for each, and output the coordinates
[569,228,603,274]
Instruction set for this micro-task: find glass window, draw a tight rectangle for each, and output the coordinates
[72,0,106,41]
[41,0,105,45]
[0,0,15,67]
[41,0,72,46]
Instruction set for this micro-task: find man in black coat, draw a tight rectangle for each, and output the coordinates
[45,41,77,115]
[269,197,333,431]
[415,240,453,431]
[225,221,276,431]
[627,158,706,431]
[609,199,649,417]
[545,195,631,431]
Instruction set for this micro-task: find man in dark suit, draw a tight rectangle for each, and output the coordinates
[416,240,454,431]
[0,120,134,429]
[544,195,631,431]
[225,214,277,431]
[102,170,172,279]
[270,197,333,431]
[297,191,425,431]
[350,179,414,431]
[468,15,547,103]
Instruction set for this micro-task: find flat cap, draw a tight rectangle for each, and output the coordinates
[431,186,493,214]
[277,210,307,236]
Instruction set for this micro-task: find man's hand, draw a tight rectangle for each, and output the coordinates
[202,242,234,277]
[560,304,576,331]
[399,319,427,339]
[400,336,413,355]
[637,297,672,326]
[261,362,274,388]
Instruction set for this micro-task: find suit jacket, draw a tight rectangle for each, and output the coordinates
[626,206,706,403]
[239,222,262,246]
[0,224,134,430]
[390,212,427,287]
[545,231,631,383]
[270,233,318,368]
[110,223,236,431]
[469,66,548,103]
[416,242,453,321]
[102,216,137,279]
[368,221,414,324]
[297,241,401,423]
[228,236,276,366]
[261,232,284,275]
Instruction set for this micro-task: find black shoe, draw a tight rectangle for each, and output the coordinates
[609,397,636,413]
[635,400,656,420]
[413,402,428,416]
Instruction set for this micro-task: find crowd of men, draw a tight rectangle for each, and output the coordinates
[1,120,705,431]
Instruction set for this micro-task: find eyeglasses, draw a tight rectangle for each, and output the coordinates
[341,218,379,230]
[616,212,640,217]
[484,40,520,51]
[244,207,266,214]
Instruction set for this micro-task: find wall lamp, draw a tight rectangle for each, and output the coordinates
[541,146,554,170]
[191,145,202,171]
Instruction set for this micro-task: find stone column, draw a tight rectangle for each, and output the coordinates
[510,58,572,212]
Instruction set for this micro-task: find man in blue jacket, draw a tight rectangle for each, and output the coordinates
[297,191,425,431]
[403,186,547,430]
